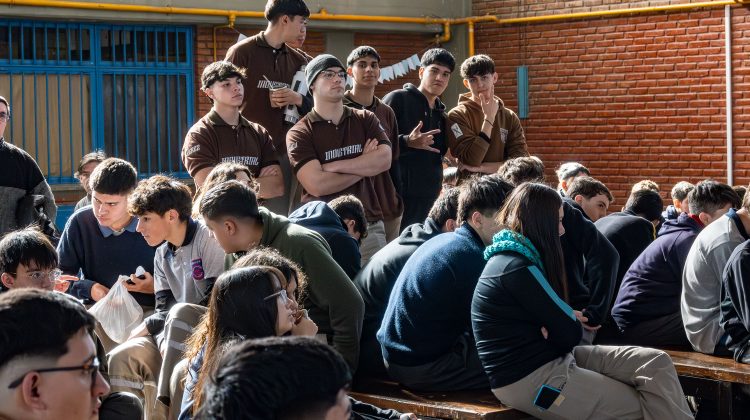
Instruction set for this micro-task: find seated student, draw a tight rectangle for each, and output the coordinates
[180,265,318,418]
[194,337,351,420]
[555,161,590,196]
[199,180,364,370]
[378,175,513,391]
[0,229,143,420]
[471,182,693,420]
[289,196,363,279]
[354,186,460,379]
[191,162,259,218]
[499,157,619,344]
[329,194,369,249]
[106,175,226,418]
[663,181,694,221]
[632,179,660,193]
[443,166,459,187]
[0,290,112,420]
[57,158,157,351]
[613,180,737,347]
[721,237,750,363]
[684,184,750,355]
[497,156,545,187]
[565,176,613,222]
[182,60,283,198]
[734,185,747,203]
[74,151,106,212]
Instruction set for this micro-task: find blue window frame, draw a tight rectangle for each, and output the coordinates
[0,20,194,183]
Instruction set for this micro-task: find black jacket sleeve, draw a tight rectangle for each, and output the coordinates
[144,289,177,336]
[720,240,750,361]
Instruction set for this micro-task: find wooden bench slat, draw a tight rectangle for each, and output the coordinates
[664,350,750,385]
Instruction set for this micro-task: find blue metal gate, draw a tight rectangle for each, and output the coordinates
[0,20,194,183]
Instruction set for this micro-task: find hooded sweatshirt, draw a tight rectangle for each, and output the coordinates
[382,83,447,200]
[720,239,750,361]
[612,213,702,329]
[446,93,528,176]
[288,201,361,279]
[225,208,364,370]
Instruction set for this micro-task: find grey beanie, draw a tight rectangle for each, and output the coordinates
[306,54,345,89]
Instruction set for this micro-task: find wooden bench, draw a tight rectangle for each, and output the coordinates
[664,349,750,419]
[350,379,530,419]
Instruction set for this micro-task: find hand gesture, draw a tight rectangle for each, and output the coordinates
[574,310,601,332]
[54,274,79,293]
[124,271,155,294]
[407,121,441,153]
[259,165,280,177]
[362,138,379,154]
[270,87,302,108]
[291,311,318,336]
[479,93,499,121]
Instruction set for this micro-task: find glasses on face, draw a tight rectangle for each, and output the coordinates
[319,70,347,81]
[0,112,9,122]
[264,289,290,306]
[9,269,63,285]
[8,357,100,389]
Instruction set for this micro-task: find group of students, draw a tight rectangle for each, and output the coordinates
[2,0,748,419]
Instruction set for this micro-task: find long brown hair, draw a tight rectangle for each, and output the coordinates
[497,182,568,301]
[184,265,288,411]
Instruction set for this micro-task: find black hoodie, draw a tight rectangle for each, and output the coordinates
[382,83,448,200]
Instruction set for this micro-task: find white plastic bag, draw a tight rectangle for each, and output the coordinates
[89,276,143,344]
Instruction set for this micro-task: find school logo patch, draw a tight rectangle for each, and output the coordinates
[451,123,463,138]
[500,128,508,143]
[191,259,205,281]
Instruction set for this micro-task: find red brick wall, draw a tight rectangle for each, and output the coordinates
[472,2,750,205]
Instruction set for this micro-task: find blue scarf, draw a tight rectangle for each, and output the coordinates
[484,229,545,272]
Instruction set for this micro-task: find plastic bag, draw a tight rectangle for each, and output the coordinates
[89,276,143,344]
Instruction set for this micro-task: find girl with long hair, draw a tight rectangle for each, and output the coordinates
[471,183,692,419]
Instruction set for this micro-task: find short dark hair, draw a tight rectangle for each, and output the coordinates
[498,156,545,186]
[346,46,380,67]
[671,181,695,201]
[264,0,310,22]
[0,95,9,114]
[128,175,193,221]
[328,195,367,238]
[195,336,351,420]
[420,48,456,72]
[199,180,261,223]
[624,189,663,221]
[460,54,495,79]
[0,289,95,371]
[734,185,747,204]
[75,150,106,178]
[689,180,740,215]
[0,227,58,276]
[89,157,138,196]
[428,187,460,228]
[457,175,514,225]
[555,162,590,182]
[567,176,614,203]
[201,61,247,90]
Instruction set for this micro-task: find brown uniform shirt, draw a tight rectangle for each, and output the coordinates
[286,106,391,222]
[343,92,403,221]
[225,32,311,154]
[446,93,529,172]
[181,110,278,178]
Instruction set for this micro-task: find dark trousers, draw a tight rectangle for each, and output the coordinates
[400,195,436,232]
[100,392,143,420]
[620,312,691,348]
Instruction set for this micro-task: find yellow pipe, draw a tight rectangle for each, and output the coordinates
[467,21,475,56]
[213,13,236,62]
[436,21,451,44]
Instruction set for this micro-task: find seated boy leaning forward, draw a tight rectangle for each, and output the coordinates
[57,157,157,351]
[287,53,395,265]
[199,180,364,371]
[106,175,226,418]
[182,60,283,199]
[447,54,528,179]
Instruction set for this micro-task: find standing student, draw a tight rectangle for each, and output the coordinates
[74,151,106,211]
[287,53,393,264]
[182,61,282,199]
[472,183,693,420]
[225,0,312,215]
[447,55,528,177]
[383,49,455,230]
[344,46,403,241]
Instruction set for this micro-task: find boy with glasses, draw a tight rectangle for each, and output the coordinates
[447,55,528,177]
[0,227,74,293]
[287,54,393,264]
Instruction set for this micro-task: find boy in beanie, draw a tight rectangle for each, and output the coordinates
[287,54,393,265]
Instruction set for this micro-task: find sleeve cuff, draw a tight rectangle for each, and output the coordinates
[479,132,492,144]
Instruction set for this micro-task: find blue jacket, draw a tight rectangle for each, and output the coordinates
[377,223,486,366]
[612,213,702,328]
[288,201,361,279]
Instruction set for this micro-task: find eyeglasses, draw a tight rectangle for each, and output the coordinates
[319,70,347,81]
[8,357,100,389]
[264,289,290,306]
[9,269,63,285]
[0,112,9,122]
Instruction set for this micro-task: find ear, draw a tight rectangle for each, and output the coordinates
[560,180,569,194]
[203,87,212,99]
[343,219,357,236]
[167,209,179,223]
[418,67,425,79]
[346,67,353,76]
[492,72,499,83]
[443,219,457,232]
[672,198,681,209]
[698,212,711,225]
[573,194,584,205]
[21,373,46,410]
[1,272,14,289]
[462,78,470,89]
[470,211,484,228]
[225,219,238,236]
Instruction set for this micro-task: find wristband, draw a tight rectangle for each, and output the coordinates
[484,118,494,127]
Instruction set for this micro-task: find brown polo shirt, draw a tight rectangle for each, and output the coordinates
[343,92,403,221]
[182,110,278,178]
[286,106,391,222]
[225,32,310,155]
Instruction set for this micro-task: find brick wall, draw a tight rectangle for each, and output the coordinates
[476,0,698,21]
[472,1,750,205]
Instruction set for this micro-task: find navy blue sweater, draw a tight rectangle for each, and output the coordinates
[377,223,486,366]
[57,207,156,306]
[612,213,701,329]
